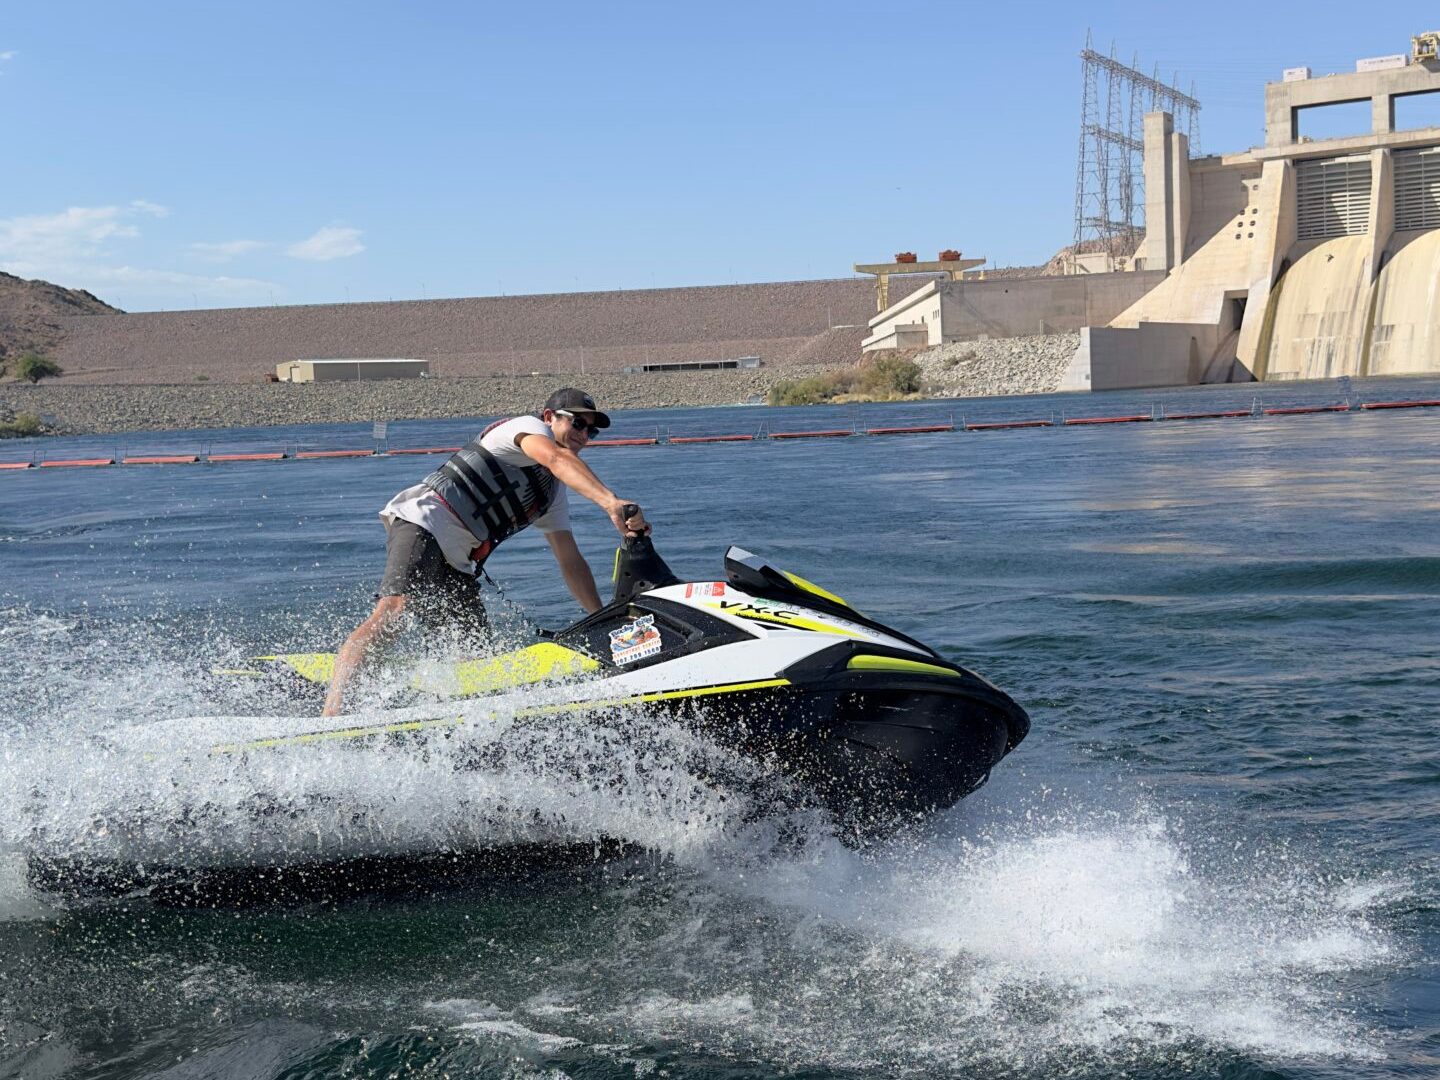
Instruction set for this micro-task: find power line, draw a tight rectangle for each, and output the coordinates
[1074,30,1203,265]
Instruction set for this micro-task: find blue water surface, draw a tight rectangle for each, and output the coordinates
[0,378,1436,1079]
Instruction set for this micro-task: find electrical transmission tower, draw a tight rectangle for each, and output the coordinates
[1073,31,1202,267]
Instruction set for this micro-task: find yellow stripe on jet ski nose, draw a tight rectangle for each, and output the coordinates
[781,570,851,608]
[845,655,962,677]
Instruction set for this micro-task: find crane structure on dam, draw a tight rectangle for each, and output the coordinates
[1073,32,1201,270]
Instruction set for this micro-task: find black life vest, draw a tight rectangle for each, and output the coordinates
[421,419,557,562]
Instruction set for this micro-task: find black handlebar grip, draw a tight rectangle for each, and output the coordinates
[621,503,640,521]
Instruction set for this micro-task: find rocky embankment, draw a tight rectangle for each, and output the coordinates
[912,333,1079,398]
[0,334,1082,436]
[0,367,849,436]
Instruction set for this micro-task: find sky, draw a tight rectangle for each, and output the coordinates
[3,1,1438,312]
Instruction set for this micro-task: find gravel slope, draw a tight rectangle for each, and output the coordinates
[913,333,1079,398]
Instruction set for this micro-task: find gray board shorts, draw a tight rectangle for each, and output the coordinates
[379,519,486,633]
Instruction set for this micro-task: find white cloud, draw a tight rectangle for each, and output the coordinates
[0,256,278,309]
[190,238,269,262]
[78,265,279,306]
[286,224,364,261]
[0,201,278,310]
[0,205,145,263]
[0,51,15,62]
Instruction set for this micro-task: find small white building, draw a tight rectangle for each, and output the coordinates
[276,358,430,382]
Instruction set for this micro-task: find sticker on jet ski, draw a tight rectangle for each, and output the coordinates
[609,614,663,665]
[684,582,726,598]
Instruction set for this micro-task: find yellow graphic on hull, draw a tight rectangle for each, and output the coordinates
[449,643,599,695]
[845,654,960,677]
[252,652,336,684]
[243,642,597,696]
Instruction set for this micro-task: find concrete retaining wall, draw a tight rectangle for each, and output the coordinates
[1064,324,1211,391]
[937,271,1166,341]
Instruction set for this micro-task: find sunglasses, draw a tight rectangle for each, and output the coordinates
[555,409,603,436]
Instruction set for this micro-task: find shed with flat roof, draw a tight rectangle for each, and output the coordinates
[276,358,430,382]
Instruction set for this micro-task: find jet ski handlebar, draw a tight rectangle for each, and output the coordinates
[611,513,680,604]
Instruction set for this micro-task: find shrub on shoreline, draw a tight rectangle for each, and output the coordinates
[13,353,64,383]
[767,355,923,406]
[0,411,43,438]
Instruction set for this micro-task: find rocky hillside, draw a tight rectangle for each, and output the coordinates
[0,272,120,363]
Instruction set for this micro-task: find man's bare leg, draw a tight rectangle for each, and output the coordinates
[322,595,408,717]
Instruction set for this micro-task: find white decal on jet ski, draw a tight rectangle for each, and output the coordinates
[684,582,726,598]
[609,614,663,665]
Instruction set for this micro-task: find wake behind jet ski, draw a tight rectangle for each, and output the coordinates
[27,538,1029,904]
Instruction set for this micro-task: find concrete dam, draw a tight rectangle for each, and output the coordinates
[1064,42,1440,391]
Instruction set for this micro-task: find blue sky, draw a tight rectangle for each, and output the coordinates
[2,1,1437,311]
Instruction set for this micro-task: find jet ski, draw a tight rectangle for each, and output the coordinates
[27,536,1029,904]
[219,535,1027,821]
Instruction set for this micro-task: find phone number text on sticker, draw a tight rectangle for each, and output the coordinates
[609,614,663,665]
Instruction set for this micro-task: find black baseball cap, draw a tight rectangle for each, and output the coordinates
[543,387,611,428]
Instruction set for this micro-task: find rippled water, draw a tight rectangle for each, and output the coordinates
[0,379,1437,1079]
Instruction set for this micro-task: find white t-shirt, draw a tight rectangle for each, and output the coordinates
[381,415,572,573]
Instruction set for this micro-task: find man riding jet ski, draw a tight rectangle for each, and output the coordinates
[27,537,1029,904]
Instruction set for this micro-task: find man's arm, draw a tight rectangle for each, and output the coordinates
[517,433,649,536]
[545,530,603,612]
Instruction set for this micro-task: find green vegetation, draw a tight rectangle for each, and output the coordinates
[768,371,852,406]
[12,352,63,383]
[767,355,924,406]
[0,411,43,438]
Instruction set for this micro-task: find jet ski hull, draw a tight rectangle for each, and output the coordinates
[632,670,1026,830]
[27,841,639,908]
[29,543,1030,905]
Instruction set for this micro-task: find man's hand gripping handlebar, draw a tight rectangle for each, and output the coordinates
[608,501,651,538]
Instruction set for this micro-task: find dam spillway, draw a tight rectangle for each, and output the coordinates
[1257,235,1373,381]
[1369,228,1440,375]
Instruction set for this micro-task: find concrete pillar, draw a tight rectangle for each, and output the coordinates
[1365,148,1394,280]
[1235,159,1297,379]
[1264,81,1295,146]
[1360,148,1394,376]
[1168,130,1192,263]
[1142,111,1179,270]
[1372,94,1395,136]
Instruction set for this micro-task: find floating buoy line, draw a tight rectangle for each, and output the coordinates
[2,396,1437,471]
